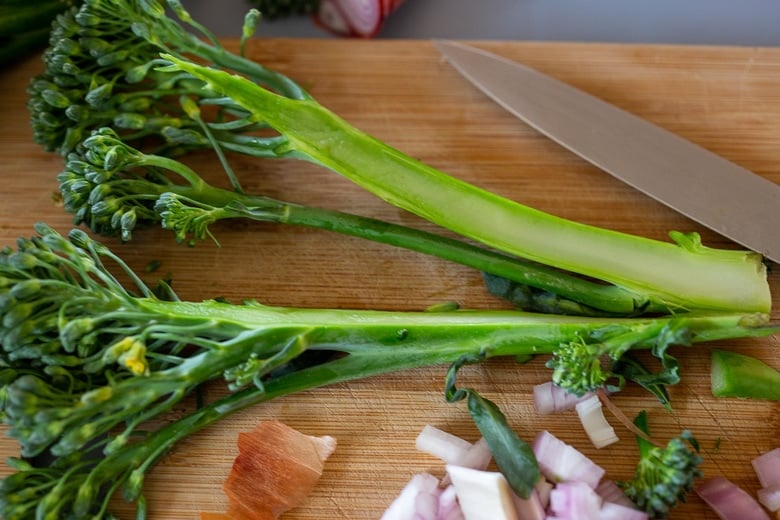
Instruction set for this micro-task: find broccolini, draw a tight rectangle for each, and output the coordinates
[619,410,704,518]
[29,0,771,315]
[0,224,774,517]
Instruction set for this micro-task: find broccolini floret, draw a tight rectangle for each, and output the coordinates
[619,410,704,518]
[0,224,773,517]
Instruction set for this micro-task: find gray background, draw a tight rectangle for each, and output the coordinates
[184,0,780,46]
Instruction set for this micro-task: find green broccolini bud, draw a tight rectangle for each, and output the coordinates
[29,0,305,156]
[619,411,703,518]
[547,320,689,397]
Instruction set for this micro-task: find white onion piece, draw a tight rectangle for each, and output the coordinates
[696,477,770,520]
[532,430,606,489]
[446,465,520,520]
[757,482,780,512]
[752,448,780,488]
[549,480,602,519]
[415,425,473,464]
[595,479,637,509]
[380,473,441,520]
[600,501,649,520]
[575,394,619,448]
[533,381,593,415]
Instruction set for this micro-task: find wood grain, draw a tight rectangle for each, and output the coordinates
[0,39,778,519]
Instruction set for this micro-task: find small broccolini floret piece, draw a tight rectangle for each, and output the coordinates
[619,410,704,518]
[0,225,774,517]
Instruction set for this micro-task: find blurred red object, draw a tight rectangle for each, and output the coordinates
[315,0,407,37]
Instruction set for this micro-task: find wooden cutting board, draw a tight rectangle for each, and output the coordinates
[1,39,778,519]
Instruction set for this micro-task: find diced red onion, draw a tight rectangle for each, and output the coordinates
[696,476,770,520]
[415,425,473,465]
[380,472,442,520]
[600,502,649,520]
[752,448,780,488]
[535,478,554,508]
[575,394,619,449]
[456,436,492,471]
[532,430,606,489]
[446,465,520,520]
[437,485,465,520]
[533,381,593,415]
[511,487,546,520]
[548,480,602,519]
[757,482,780,512]
[314,0,406,38]
[595,479,637,509]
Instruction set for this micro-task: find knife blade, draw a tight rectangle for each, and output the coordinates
[435,40,780,263]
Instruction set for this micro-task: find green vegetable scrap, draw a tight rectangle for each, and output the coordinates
[0,224,773,517]
[29,0,771,316]
[247,0,320,19]
[711,349,780,401]
[0,0,77,66]
[619,410,704,518]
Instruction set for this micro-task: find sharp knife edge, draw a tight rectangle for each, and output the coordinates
[435,40,780,263]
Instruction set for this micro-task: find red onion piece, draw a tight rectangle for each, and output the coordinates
[600,502,649,520]
[575,394,619,449]
[380,472,441,520]
[595,479,637,509]
[548,480,602,519]
[533,381,593,415]
[511,487,546,520]
[696,476,770,520]
[415,425,473,464]
[437,485,465,520]
[757,482,780,512]
[532,430,606,489]
[446,465,520,520]
[314,0,406,37]
[752,448,780,488]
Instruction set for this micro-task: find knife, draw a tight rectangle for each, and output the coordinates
[434,40,780,263]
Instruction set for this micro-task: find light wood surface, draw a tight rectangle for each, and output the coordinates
[1,39,778,519]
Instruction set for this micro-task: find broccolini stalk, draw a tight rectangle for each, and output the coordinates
[619,410,704,518]
[62,127,648,316]
[164,53,771,314]
[1,225,775,517]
